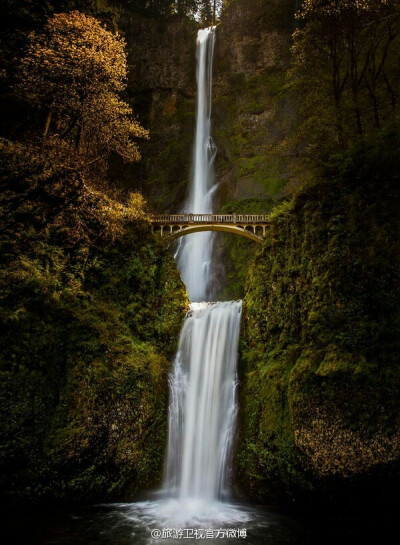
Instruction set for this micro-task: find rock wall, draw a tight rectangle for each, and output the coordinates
[110,13,198,211]
[115,1,297,215]
[210,0,298,299]
[213,0,297,205]
[236,142,400,508]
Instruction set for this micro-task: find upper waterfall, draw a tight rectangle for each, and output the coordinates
[176,27,216,302]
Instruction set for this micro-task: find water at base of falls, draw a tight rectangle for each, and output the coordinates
[6,501,394,545]
[117,497,253,531]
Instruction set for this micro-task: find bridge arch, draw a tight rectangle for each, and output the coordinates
[165,224,264,243]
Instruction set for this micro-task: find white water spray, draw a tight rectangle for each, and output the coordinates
[177,27,217,302]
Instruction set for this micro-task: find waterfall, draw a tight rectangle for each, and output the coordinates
[176,27,216,302]
[163,27,242,513]
[164,301,241,500]
[123,28,247,528]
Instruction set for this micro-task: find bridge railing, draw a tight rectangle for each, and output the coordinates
[151,214,269,224]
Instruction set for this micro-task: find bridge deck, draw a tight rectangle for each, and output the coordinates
[151,214,270,243]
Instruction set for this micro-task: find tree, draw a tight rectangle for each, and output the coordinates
[197,0,222,25]
[19,11,148,172]
[114,0,220,21]
[175,0,199,17]
[289,0,400,158]
[124,0,174,16]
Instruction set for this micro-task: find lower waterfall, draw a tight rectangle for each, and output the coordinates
[118,302,251,529]
[164,301,242,501]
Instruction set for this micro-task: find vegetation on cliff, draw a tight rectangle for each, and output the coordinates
[237,0,400,507]
[0,142,186,504]
[0,10,186,505]
[237,137,400,506]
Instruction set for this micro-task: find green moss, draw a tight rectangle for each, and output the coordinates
[246,71,286,98]
[215,198,275,300]
[237,156,287,196]
[212,60,293,299]
[0,149,187,505]
[243,102,265,115]
[236,140,400,506]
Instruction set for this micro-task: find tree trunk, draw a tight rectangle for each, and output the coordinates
[348,32,363,136]
[334,96,345,148]
[331,40,345,148]
[383,72,397,113]
[354,99,363,136]
[43,111,52,138]
[366,82,381,129]
[75,123,82,152]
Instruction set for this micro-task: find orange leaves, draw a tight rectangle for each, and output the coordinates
[19,10,148,173]
[82,92,149,164]
[21,11,126,109]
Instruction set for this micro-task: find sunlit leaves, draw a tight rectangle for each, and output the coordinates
[19,11,149,171]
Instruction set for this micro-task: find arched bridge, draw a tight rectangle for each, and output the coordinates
[151,214,270,243]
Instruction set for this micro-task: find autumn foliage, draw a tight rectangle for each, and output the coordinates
[19,11,148,171]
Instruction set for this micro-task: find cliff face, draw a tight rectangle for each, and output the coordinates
[236,142,400,507]
[114,1,297,215]
[110,14,198,211]
[213,0,297,205]
[0,145,187,505]
[206,0,297,298]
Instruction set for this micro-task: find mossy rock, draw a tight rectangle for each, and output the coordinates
[236,141,400,508]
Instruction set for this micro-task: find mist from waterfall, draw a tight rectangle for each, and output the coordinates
[176,27,216,302]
